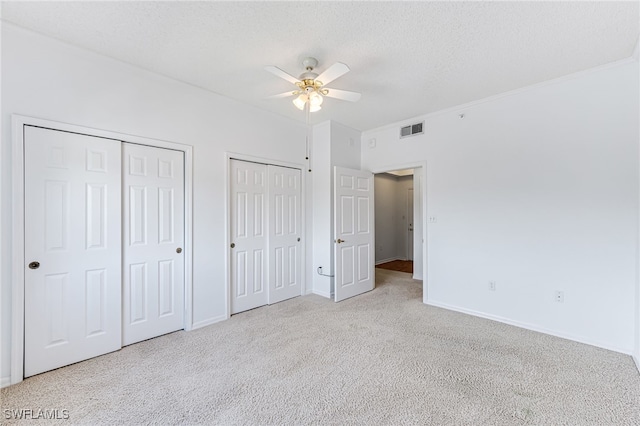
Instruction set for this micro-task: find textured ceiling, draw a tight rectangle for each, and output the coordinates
[1,2,638,131]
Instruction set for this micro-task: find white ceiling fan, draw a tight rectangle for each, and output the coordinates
[265,57,361,112]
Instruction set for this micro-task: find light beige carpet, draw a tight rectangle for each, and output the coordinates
[2,269,639,425]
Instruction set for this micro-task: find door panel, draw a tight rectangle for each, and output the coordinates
[268,165,302,304]
[334,167,374,302]
[123,144,184,346]
[230,160,268,313]
[408,188,414,261]
[24,126,122,377]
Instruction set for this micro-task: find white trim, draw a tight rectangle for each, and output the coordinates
[1,376,11,389]
[363,57,637,135]
[312,289,331,298]
[224,152,307,317]
[633,354,640,374]
[191,315,227,330]
[10,114,194,385]
[427,299,632,355]
[375,257,402,265]
[632,36,639,61]
[11,117,25,385]
[370,161,428,303]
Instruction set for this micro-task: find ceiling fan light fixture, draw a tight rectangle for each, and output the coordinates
[309,91,323,107]
[293,94,307,110]
[309,104,322,113]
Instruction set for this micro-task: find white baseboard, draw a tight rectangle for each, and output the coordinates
[426,299,632,355]
[1,376,11,388]
[312,289,331,299]
[375,257,401,265]
[633,353,640,374]
[191,315,227,330]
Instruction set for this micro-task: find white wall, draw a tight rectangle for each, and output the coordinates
[374,174,399,263]
[311,120,361,297]
[310,122,332,297]
[0,24,308,381]
[362,59,640,353]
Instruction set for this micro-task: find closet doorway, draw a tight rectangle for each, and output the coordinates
[229,158,303,314]
[11,116,193,384]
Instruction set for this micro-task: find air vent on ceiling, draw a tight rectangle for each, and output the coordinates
[400,121,424,138]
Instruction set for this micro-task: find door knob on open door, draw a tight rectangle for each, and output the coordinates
[335,239,345,244]
[28,261,40,270]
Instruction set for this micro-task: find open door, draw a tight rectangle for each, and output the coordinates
[334,166,374,302]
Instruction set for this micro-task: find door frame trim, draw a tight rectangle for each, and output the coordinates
[370,162,428,303]
[224,152,307,319]
[11,114,194,385]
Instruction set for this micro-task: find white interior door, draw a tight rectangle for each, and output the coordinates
[122,144,185,346]
[268,165,302,304]
[24,126,122,377]
[230,160,268,314]
[408,188,414,261]
[334,166,375,302]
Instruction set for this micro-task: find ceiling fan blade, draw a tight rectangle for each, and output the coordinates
[266,91,298,99]
[316,62,350,86]
[265,66,300,85]
[323,88,361,102]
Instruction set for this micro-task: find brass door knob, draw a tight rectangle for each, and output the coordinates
[176,248,182,254]
[336,239,345,244]
[230,243,235,248]
[28,261,40,270]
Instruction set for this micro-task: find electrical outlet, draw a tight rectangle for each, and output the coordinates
[489,281,496,291]
[555,291,564,303]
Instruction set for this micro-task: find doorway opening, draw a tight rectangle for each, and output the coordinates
[371,164,426,302]
[374,168,415,275]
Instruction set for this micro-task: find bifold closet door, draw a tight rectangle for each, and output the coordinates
[122,144,185,346]
[230,160,302,314]
[268,165,302,304]
[230,160,268,314]
[24,126,122,378]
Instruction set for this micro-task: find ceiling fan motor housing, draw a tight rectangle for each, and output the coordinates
[302,57,318,70]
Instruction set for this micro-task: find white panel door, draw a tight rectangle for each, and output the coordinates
[334,167,375,302]
[123,144,185,346]
[24,126,122,377]
[408,188,414,261]
[230,160,268,314]
[268,165,302,304]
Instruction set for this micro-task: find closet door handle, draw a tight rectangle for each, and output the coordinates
[230,243,235,248]
[176,248,182,254]
[28,261,40,270]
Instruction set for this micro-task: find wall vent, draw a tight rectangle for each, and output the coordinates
[400,121,424,138]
